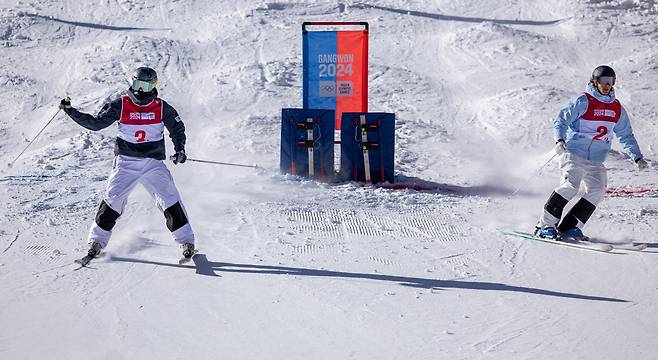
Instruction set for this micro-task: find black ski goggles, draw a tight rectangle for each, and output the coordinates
[131,79,157,92]
[596,76,615,86]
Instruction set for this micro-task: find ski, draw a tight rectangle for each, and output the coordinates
[499,229,613,253]
[563,236,648,251]
[74,243,102,268]
[613,243,648,251]
[178,250,198,265]
[73,255,94,268]
[588,241,648,252]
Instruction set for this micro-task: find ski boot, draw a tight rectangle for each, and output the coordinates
[88,242,102,258]
[179,243,195,264]
[534,226,558,239]
[559,227,588,241]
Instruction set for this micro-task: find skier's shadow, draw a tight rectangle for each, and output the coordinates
[111,254,628,303]
[23,13,171,31]
[349,4,565,26]
[385,175,528,197]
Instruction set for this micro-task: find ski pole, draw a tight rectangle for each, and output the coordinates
[7,108,62,168]
[186,157,259,169]
[509,152,559,197]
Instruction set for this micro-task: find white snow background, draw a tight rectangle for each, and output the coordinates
[1,1,657,359]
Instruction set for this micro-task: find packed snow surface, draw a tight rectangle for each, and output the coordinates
[1,1,657,359]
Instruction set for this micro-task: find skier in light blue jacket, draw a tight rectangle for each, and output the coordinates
[535,65,648,240]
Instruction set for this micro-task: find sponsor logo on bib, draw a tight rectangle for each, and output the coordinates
[593,109,616,118]
[129,112,156,120]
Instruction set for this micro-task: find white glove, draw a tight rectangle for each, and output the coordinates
[554,140,567,155]
[636,158,648,170]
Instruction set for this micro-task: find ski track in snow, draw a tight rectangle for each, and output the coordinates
[1,0,658,359]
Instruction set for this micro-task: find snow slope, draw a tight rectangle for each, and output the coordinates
[1,0,657,359]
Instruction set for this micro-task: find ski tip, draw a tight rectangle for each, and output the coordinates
[620,243,648,251]
[599,244,614,252]
[73,260,88,269]
[496,228,519,236]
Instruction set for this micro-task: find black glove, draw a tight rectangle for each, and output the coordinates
[59,97,71,110]
[170,150,187,164]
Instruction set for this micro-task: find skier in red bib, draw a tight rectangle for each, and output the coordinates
[60,67,196,261]
[535,65,648,240]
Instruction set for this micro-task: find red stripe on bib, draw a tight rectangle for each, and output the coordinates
[581,93,621,123]
[120,96,163,125]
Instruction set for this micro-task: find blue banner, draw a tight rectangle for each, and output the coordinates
[303,31,337,111]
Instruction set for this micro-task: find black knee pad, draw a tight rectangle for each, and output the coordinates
[544,191,569,219]
[164,202,189,232]
[95,200,121,231]
[558,198,596,231]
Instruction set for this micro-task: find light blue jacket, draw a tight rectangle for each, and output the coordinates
[553,83,643,162]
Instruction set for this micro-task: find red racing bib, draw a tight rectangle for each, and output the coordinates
[579,93,621,143]
[117,96,164,144]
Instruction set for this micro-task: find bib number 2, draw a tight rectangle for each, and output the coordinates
[135,130,146,142]
[592,126,608,141]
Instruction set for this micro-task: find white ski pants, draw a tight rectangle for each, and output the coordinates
[539,153,607,227]
[88,155,195,247]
